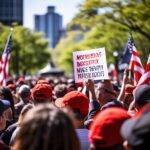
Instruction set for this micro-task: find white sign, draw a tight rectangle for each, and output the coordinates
[73,48,109,83]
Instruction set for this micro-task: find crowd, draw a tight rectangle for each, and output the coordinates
[0,71,150,150]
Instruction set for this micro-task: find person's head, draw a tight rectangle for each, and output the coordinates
[13,104,80,150]
[55,91,89,128]
[0,87,15,120]
[121,103,150,150]
[96,80,117,106]
[0,100,11,130]
[18,85,31,103]
[89,108,130,150]
[0,87,14,105]
[133,85,150,109]
[31,80,53,104]
[54,84,68,98]
[67,79,77,92]
[17,77,25,87]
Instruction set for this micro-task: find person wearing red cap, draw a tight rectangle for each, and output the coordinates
[55,91,89,127]
[55,91,90,150]
[89,108,130,150]
[84,79,124,129]
[31,80,53,104]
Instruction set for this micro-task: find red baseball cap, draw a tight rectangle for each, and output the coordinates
[55,91,89,117]
[89,108,130,148]
[31,81,52,101]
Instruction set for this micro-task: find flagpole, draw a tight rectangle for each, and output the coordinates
[3,28,13,53]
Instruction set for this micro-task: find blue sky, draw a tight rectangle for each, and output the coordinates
[24,0,84,29]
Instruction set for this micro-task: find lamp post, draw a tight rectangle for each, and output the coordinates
[113,51,119,85]
[113,51,119,73]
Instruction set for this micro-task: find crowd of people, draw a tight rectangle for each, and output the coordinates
[0,71,150,150]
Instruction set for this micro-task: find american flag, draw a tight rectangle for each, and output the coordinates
[137,55,150,86]
[128,44,144,86]
[119,35,134,70]
[121,36,134,64]
[0,33,13,86]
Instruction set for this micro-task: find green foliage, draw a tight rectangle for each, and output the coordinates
[0,24,51,75]
[53,0,150,73]
[52,31,84,74]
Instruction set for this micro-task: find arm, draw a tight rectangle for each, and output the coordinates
[85,79,97,102]
[84,80,100,128]
[117,69,130,101]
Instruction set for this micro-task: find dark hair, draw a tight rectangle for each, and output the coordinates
[0,87,15,120]
[14,104,80,150]
[54,84,67,98]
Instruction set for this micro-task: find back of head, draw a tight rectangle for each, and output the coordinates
[134,85,150,107]
[13,104,80,150]
[54,84,67,98]
[31,80,53,103]
[0,87,14,103]
[89,108,130,149]
[18,85,30,99]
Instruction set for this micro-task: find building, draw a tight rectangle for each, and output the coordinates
[0,0,23,25]
[35,6,62,48]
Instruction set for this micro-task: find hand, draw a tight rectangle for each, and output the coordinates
[85,79,97,101]
[85,79,94,92]
[123,69,132,84]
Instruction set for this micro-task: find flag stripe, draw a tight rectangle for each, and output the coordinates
[129,43,144,86]
[134,65,144,74]
[130,56,143,66]
[137,72,150,86]
[0,33,12,86]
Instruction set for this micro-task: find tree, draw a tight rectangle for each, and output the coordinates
[53,0,150,73]
[0,24,51,75]
[52,30,84,73]
[74,0,150,40]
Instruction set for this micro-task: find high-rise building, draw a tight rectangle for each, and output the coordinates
[35,6,62,48]
[0,0,23,26]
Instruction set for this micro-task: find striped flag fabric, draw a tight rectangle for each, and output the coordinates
[0,33,13,86]
[137,55,150,86]
[128,44,144,86]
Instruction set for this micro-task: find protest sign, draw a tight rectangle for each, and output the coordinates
[73,47,109,83]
